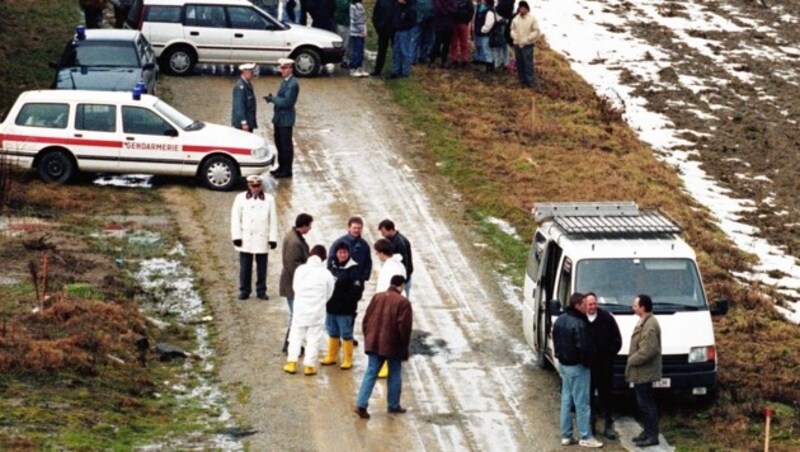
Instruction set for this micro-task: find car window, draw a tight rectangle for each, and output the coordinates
[122,106,176,136]
[15,103,70,129]
[76,104,117,132]
[145,5,182,23]
[65,41,140,67]
[185,5,227,28]
[153,100,194,130]
[227,6,272,30]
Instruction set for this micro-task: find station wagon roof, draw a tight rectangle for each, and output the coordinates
[17,90,159,106]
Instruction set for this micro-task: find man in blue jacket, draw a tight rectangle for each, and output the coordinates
[264,58,299,178]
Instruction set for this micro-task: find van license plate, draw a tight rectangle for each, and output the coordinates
[652,378,671,388]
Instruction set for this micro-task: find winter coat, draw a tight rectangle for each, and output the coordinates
[433,0,457,32]
[363,287,413,360]
[372,0,396,33]
[232,77,257,130]
[586,308,622,368]
[393,0,417,32]
[350,2,367,36]
[271,74,299,128]
[376,254,407,293]
[279,228,309,298]
[230,191,278,254]
[415,0,434,23]
[625,313,662,384]
[334,0,350,26]
[552,307,591,367]
[510,12,540,47]
[328,234,372,282]
[327,258,364,315]
[291,256,335,327]
[388,231,413,278]
[495,0,513,19]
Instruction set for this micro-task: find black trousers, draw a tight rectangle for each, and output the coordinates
[373,31,394,75]
[273,126,294,176]
[113,5,131,28]
[239,252,268,297]
[430,29,453,65]
[84,7,104,29]
[590,362,614,426]
[634,383,659,439]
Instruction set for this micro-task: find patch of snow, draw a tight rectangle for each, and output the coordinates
[93,174,153,188]
[753,175,773,183]
[485,216,522,240]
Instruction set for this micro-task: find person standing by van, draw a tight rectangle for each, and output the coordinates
[585,292,622,440]
[552,293,603,448]
[626,294,662,448]
[232,63,258,132]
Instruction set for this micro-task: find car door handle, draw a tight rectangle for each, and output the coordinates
[190,31,199,36]
[74,133,83,138]
[126,137,135,141]
[235,33,244,38]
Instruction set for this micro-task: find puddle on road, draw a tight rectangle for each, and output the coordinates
[93,174,153,188]
[410,330,449,357]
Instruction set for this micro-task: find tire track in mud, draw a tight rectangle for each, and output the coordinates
[163,74,572,450]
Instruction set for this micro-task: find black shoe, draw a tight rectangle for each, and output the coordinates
[387,73,401,79]
[602,426,618,441]
[271,172,292,178]
[632,431,647,442]
[354,406,370,419]
[238,293,249,300]
[257,293,269,300]
[388,406,407,414]
[369,71,381,77]
[633,437,659,447]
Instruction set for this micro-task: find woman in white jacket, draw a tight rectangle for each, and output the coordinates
[284,245,335,376]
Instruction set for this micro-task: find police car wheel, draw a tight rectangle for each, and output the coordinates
[38,150,75,184]
[292,48,321,77]
[163,45,195,76]
[200,155,240,191]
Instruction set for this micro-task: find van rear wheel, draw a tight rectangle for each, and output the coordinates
[38,150,75,183]
[162,45,196,76]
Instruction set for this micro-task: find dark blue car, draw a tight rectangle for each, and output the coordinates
[51,28,159,94]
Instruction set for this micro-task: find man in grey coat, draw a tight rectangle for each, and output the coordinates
[625,294,662,448]
[232,63,258,132]
[264,58,300,178]
[279,213,313,353]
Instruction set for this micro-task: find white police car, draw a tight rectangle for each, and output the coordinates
[0,89,277,190]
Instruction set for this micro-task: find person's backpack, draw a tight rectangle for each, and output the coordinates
[455,0,475,24]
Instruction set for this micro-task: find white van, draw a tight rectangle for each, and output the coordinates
[522,202,728,395]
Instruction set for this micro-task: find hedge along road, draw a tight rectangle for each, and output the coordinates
[161,73,598,451]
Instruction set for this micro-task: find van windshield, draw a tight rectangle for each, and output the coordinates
[153,100,197,130]
[575,258,707,313]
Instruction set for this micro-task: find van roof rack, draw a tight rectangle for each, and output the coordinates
[532,202,682,236]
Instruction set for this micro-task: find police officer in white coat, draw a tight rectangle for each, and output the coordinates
[231,175,279,300]
[284,245,335,376]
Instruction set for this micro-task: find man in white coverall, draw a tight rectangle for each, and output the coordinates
[284,245,335,376]
[230,175,279,300]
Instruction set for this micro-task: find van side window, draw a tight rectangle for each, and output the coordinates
[122,106,175,136]
[146,5,182,23]
[556,257,572,307]
[76,104,116,132]
[185,5,227,28]
[15,103,69,129]
[526,231,546,280]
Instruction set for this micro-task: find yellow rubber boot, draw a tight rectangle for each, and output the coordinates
[320,337,340,366]
[304,366,317,376]
[378,361,389,378]
[340,340,354,370]
[283,361,297,374]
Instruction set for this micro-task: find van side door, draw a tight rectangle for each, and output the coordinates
[184,3,232,62]
[226,5,287,64]
[73,103,120,172]
[119,105,183,174]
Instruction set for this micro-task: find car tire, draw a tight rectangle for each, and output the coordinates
[162,45,196,76]
[200,155,240,191]
[38,150,75,184]
[291,47,321,77]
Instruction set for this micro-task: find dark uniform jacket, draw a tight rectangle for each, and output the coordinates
[388,231,413,278]
[553,307,591,367]
[362,287,413,360]
[625,313,662,384]
[327,258,364,315]
[272,75,299,127]
[232,77,257,130]
[587,308,622,368]
[372,0,396,33]
[279,228,309,298]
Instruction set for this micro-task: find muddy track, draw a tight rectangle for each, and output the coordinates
[158,74,601,450]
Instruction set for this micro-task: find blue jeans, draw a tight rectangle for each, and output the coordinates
[350,36,365,70]
[559,363,592,440]
[391,29,414,77]
[474,35,492,63]
[285,297,294,324]
[326,313,354,339]
[514,44,535,87]
[404,277,412,298]
[356,354,403,410]
[239,252,267,297]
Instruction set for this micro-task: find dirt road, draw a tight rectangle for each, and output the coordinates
[159,73,593,451]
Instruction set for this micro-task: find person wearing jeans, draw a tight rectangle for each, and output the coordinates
[389,0,417,78]
[558,362,592,442]
[354,276,413,419]
[509,1,541,87]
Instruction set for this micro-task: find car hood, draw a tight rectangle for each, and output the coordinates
[282,24,342,45]
[55,67,142,91]
[185,122,274,157]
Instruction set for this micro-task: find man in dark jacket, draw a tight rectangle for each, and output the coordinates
[626,294,662,448]
[265,58,299,178]
[279,213,313,353]
[552,293,603,448]
[320,242,364,369]
[232,63,258,132]
[371,0,396,76]
[429,0,456,67]
[354,275,413,419]
[378,219,413,297]
[389,0,417,78]
[585,292,622,440]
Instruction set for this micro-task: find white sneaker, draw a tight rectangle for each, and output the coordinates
[350,70,360,77]
[561,438,577,446]
[578,437,603,448]
[355,69,368,77]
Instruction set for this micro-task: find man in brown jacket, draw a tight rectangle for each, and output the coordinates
[279,213,313,353]
[354,275,413,419]
[625,294,662,448]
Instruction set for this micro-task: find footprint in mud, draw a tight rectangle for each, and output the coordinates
[409,330,449,357]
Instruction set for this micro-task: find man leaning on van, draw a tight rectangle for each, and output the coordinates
[625,294,662,448]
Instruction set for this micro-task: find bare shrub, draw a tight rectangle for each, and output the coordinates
[597,90,626,124]
[0,153,11,211]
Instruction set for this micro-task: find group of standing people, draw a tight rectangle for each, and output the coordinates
[553,292,662,448]
[230,194,416,416]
